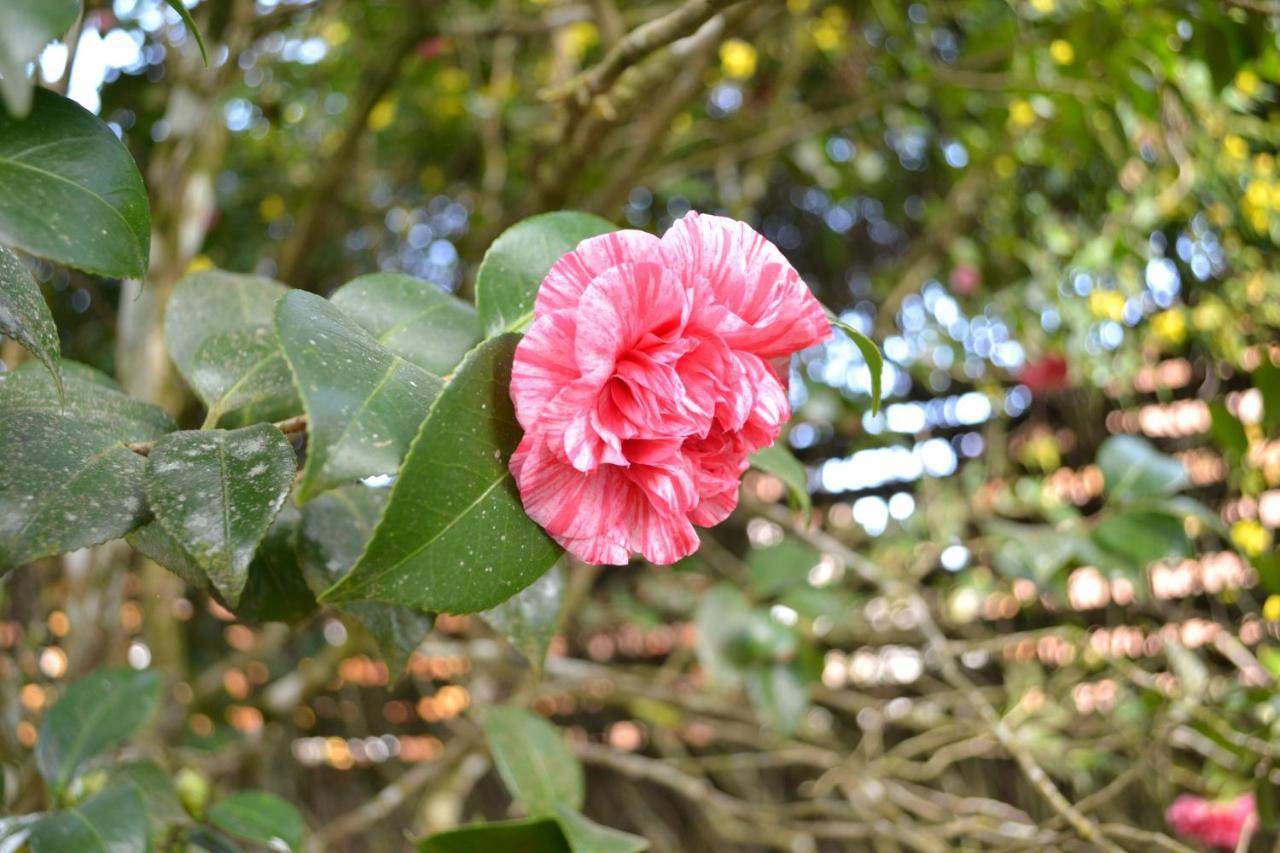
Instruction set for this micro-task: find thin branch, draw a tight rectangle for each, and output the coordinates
[125,414,307,456]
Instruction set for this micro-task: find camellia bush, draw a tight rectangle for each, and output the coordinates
[3,0,1280,851]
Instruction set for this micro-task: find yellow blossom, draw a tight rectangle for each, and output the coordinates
[1030,0,1056,12]
[367,98,397,132]
[1264,594,1280,622]
[1009,99,1037,128]
[186,254,214,273]
[565,21,599,60]
[1049,39,1074,65]
[1223,134,1249,160]
[720,39,758,80]
[322,21,349,47]
[1236,69,1261,98]
[1088,290,1126,322]
[1232,519,1272,557]
[1151,308,1187,346]
[258,193,285,223]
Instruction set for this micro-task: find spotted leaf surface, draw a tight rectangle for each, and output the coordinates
[330,273,482,375]
[0,89,150,277]
[145,424,295,607]
[474,211,616,336]
[482,562,564,675]
[0,247,60,397]
[276,290,443,503]
[319,335,562,614]
[165,270,300,427]
[299,484,433,674]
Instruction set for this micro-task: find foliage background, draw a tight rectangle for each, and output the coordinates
[4,0,1280,849]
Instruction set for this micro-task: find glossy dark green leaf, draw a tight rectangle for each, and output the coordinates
[474,211,616,336]
[0,412,150,570]
[146,425,295,607]
[165,270,300,427]
[162,0,207,64]
[0,358,173,440]
[482,562,564,675]
[108,760,187,824]
[36,667,162,796]
[329,273,482,375]
[28,785,149,853]
[126,520,210,588]
[276,290,443,503]
[747,443,810,518]
[232,503,318,625]
[0,247,60,397]
[418,818,568,853]
[0,89,150,277]
[320,335,562,614]
[298,485,433,675]
[0,0,79,116]
[208,791,304,852]
[1097,435,1187,502]
[485,706,584,816]
[1093,510,1190,569]
[830,318,883,414]
[553,805,648,853]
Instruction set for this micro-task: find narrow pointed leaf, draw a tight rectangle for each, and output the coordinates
[299,485,433,674]
[330,273,482,375]
[0,247,60,398]
[0,0,80,116]
[320,335,561,613]
[36,667,162,795]
[553,806,648,853]
[145,425,295,607]
[276,290,443,503]
[485,707,584,816]
[748,443,810,518]
[419,818,567,853]
[28,785,149,853]
[0,89,150,277]
[208,791,304,852]
[474,212,616,336]
[830,318,883,414]
[162,0,208,64]
[482,563,564,675]
[165,270,300,426]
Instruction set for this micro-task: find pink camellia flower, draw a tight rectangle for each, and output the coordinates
[509,211,831,565]
[1166,792,1257,850]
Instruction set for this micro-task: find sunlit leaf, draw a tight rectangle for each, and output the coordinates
[320,335,562,614]
[0,89,149,277]
[36,667,162,796]
[474,211,616,336]
[330,272,482,375]
[485,706,584,816]
[276,290,443,503]
[162,0,207,64]
[829,317,883,414]
[145,425,296,607]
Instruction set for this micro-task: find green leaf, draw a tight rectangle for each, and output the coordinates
[0,88,150,277]
[298,484,433,675]
[482,562,564,675]
[108,760,187,824]
[1208,401,1249,460]
[36,667,161,796]
[0,247,60,398]
[744,662,811,736]
[419,818,568,853]
[127,520,207,588]
[208,791,304,852]
[320,335,562,614]
[0,412,151,570]
[28,785,149,853]
[1255,359,1280,435]
[484,706,584,816]
[1093,510,1190,570]
[694,584,754,687]
[1097,435,1188,502]
[165,270,300,427]
[329,273,482,375]
[746,537,821,596]
[553,805,648,853]
[0,0,80,116]
[232,503,318,625]
[748,442,810,517]
[829,317,883,414]
[474,211,617,336]
[145,425,296,607]
[0,359,173,440]
[162,0,207,64]
[276,290,444,503]
[0,814,43,851]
